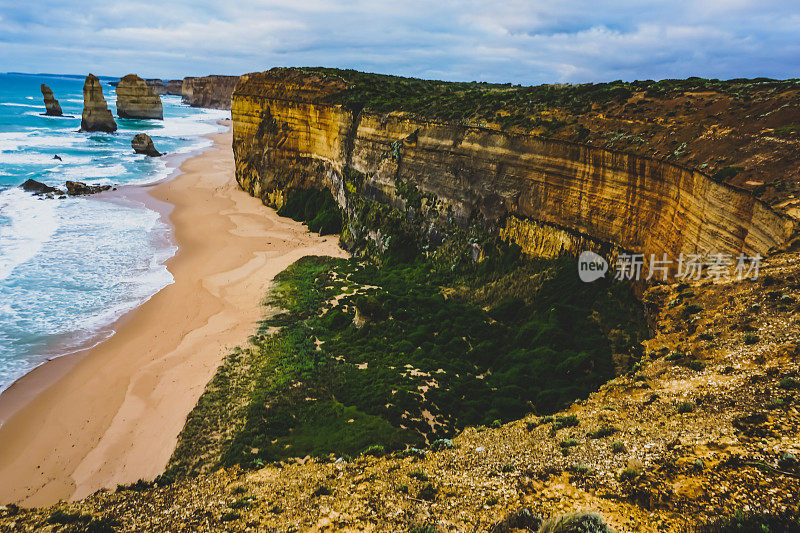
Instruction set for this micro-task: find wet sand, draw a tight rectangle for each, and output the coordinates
[0,124,347,506]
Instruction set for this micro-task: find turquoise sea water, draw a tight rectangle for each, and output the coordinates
[0,73,229,391]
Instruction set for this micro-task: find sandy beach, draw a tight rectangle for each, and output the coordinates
[0,123,347,507]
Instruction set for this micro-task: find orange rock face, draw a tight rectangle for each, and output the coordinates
[116,74,163,119]
[232,69,795,271]
[181,75,239,109]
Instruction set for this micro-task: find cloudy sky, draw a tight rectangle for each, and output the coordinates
[1,0,798,84]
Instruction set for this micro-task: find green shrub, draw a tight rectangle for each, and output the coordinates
[743,333,760,345]
[362,444,386,457]
[696,509,800,532]
[780,377,800,390]
[539,511,613,533]
[311,484,333,497]
[430,438,454,451]
[677,401,696,414]
[418,482,437,501]
[553,415,580,430]
[587,426,618,439]
[220,511,241,522]
[618,466,640,482]
[408,470,429,482]
[611,440,626,453]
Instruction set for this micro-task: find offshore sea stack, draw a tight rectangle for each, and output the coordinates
[80,74,117,133]
[116,74,163,119]
[131,133,162,157]
[181,75,239,109]
[40,84,62,116]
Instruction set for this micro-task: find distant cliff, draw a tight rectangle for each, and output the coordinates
[232,68,795,272]
[181,75,239,109]
[145,78,184,96]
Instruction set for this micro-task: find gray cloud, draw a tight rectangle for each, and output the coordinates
[0,0,798,83]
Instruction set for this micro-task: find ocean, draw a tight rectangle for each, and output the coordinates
[0,72,229,391]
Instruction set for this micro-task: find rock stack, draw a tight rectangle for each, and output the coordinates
[80,74,117,133]
[116,74,163,119]
[131,133,162,157]
[40,84,62,116]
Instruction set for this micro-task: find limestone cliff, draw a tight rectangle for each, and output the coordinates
[116,74,163,119]
[232,69,795,273]
[40,84,62,116]
[181,75,238,109]
[145,78,166,95]
[80,74,117,133]
[165,79,183,95]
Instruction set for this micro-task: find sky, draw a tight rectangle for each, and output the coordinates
[1,0,799,84]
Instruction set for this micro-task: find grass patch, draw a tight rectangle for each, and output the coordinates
[170,220,646,472]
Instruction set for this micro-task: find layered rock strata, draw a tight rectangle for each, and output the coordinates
[116,74,163,119]
[131,133,162,156]
[232,69,795,273]
[181,75,239,109]
[40,84,62,116]
[80,74,117,133]
[145,78,166,95]
[165,79,183,95]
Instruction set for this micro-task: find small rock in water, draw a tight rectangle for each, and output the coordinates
[131,133,162,157]
[53,154,62,161]
[65,181,112,196]
[20,179,64,196]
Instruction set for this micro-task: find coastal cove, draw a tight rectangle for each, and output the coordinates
[0,127,347,506]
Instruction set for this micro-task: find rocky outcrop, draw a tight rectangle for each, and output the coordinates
[166,79,183,95]
[20,179,64,196]
[65,181,112,196]
[116,74,163,119]
[40,84,62,116]
[131,133,162,156]
[145,78,166,95]
[181,75,238,109]
[232,69,795,275]
[80,74,117,133]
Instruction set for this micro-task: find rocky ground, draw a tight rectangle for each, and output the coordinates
[2,250,799,531]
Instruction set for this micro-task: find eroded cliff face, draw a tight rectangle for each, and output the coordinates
[181,75,239,109]
[116,74,163,119]
[232,69,795,271]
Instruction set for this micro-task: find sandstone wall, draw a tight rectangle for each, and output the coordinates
[165,79,183,96]
[181,75,239,109]
[80,74,117,133]
[232,69,794,267]
[117,74,163,119]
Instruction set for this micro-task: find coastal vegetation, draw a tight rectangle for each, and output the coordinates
[167,194,647,474]
[299,67,800,129]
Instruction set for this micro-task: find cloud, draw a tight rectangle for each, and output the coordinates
[0,0,797,83]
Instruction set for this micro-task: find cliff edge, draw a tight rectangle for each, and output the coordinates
[232,68,796,273]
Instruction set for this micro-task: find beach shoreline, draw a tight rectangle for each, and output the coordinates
[0,123,347,507]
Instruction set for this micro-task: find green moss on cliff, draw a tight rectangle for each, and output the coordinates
[276,188,343,235]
